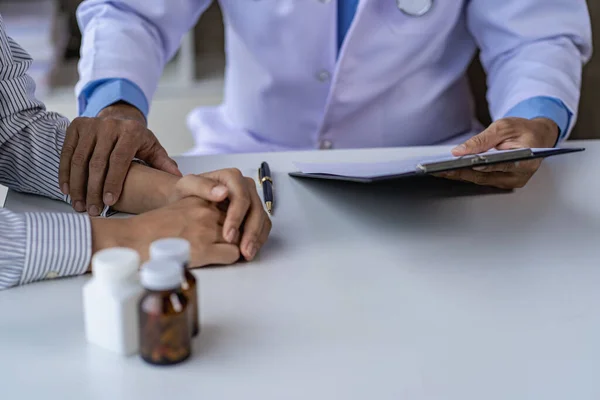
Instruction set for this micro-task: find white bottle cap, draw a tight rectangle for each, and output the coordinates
[149,238,190,265]
[140,260,183,291]
[92,248,140,282]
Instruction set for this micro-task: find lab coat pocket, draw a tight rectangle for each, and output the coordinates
[379,0,455,36]
[220,0,298,43]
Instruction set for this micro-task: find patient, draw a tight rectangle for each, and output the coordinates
[0,14,271,290]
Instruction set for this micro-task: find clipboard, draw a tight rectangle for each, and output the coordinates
[289,147,584,183]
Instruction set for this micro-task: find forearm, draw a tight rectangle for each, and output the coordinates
[111,163,179,215]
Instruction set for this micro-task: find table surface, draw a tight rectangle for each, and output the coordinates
[2,142,600,400]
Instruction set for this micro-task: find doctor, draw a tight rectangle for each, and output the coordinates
[65,0,592,215]
[0,12,271,290]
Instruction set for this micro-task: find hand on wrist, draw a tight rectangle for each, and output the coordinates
[98,102,146,125]
[110,163,181,214]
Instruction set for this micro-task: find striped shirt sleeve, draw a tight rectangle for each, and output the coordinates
[0,14,92,290]
[0,209,91,289]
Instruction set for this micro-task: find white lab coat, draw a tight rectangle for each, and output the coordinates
[76,0,592,155]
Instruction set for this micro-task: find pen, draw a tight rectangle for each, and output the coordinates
[258,161,274,215]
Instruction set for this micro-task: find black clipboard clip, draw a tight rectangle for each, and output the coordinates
[416,148,534,174]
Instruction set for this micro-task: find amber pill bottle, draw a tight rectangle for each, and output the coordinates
[149,238,199,337]
[138,260,191,366]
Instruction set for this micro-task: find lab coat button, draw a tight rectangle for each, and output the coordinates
[319,140,333,150]
[316,70,331,82]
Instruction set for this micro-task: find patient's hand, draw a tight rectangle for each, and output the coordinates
[91,197,241,268]
[169,170,272,261]
[111,164,272,261]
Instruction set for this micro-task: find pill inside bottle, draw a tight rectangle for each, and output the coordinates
[150,238,199,337]
[138,259,191,366]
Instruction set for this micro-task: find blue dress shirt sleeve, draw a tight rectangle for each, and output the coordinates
[503,96,571,142]
[80,1,361,114]
[76,0,209,114]
[79,78,150,118]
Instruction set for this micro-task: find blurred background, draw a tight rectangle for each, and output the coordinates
[0,0,597,156]
[0,0,229,157]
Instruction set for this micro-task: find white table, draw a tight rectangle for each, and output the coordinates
[2,142,600,400]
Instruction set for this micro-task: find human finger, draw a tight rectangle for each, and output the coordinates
[135,127,182,177]
[174,175,229,203]
[86,136,117,216]
[202,169,251,243]
[472,162,521,173]
[190,244,241,268]
[69,133,97,212]
[452,120,516,156]
[146,144,182,177]
[435,169,523,189]
[59,121,80,195]
[256,216,272,251]
[240,177,269,261]
[102,136,139,206]
[473,158,541,173]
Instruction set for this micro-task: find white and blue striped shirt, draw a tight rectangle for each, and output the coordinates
[0,14,91,290]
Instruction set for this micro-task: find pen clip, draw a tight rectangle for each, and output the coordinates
[258,167,273,187]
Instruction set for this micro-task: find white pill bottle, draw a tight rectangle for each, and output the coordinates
[82,248,144,356]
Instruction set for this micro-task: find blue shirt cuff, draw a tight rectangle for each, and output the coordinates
[79,78,149,119]
[503,96,571,142]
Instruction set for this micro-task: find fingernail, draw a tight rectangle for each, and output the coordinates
[88,205,100,216]
[453,144,467,153]
[104,193,114,205]
[472,166,487,172]
[74,201,86,212]
[61,183,69,195]
[226,228,237,243]
[246,242,257,259]
[211,185,228,197]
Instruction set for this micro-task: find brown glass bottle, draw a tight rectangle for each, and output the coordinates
[150,239,200,337]
[181,264,199,337]
[138,260,191,366]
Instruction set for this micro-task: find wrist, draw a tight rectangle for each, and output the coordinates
[98,102,146,125]
[158,174,181,208]
[111,163,181,214]
[91,218,130,257]
[533,117,560,147]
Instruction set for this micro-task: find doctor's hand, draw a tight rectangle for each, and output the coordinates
[59,102,181,217]
[435,118,559,189]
